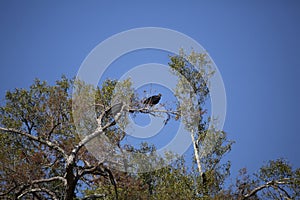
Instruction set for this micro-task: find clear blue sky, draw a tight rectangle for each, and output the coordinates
[1,0,299,178]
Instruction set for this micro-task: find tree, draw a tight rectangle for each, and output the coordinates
[0,51,299,199]
[169,49,233,196]
[80,49,235,199]
[0,77,125,199]
[0,77,74,199]
[83,143,197,200]
[234,159,300,200]
[0,74,185,199]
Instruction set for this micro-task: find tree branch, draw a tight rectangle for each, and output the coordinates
[0,177,66,198]
[128,107,180,116]
[103,165,118,200]
[0,127,67,160]
[78,163,105,177]
[78,163,118,200]
[276,185,292,199]
[68,110,123,165]
[47,121,61,140]
[0,184,17,196]
[31,176,67,186]
[242,178,292,199]
[81,194,106,200]
[17,187,59,200]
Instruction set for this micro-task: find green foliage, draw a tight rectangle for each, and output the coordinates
[0,75,74,198]
[256,159,300,199]
[233,159,300,199]
[169,49,234,199]
[0,52,298,199]
[169,49,213,105]
[84,144,197,200]
[258,158,293,182]
[95,79,118,108]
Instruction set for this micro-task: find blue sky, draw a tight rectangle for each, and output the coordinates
[1,0,300,179]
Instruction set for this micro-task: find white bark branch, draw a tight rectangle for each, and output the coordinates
[17,187,59,200]
[68,111,123,165]
[31,176,67,185]
[242,178,292,199]
[190,129,202,175]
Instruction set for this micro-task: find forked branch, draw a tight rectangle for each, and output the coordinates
[241,178,293,200]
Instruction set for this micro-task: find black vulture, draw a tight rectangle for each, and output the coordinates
[143,93,162,106]
[202,172,207,185]
[105,102,123,116]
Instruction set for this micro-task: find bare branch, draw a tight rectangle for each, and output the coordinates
[44,156,60,168]
[31,176,67,186]
[0,184,17,196]
[0,127,67,160]
[242,178,292,199]
[276,185,292,199]
[17,187,59,200]
[68,111,123,164]
[47,121,61,140]
[78,163,105,177]
[81,194,106,200]
[128,107,180,116]
[0,177,66,198]
[102,165,118,200]
[78,163,118,200]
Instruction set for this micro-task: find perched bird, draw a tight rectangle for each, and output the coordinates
[105,102,123,116]
[143,93,162,106]
[201,172,207,185]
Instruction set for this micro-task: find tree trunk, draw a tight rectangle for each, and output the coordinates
[65,166,77,200]
[191,129,202,175]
